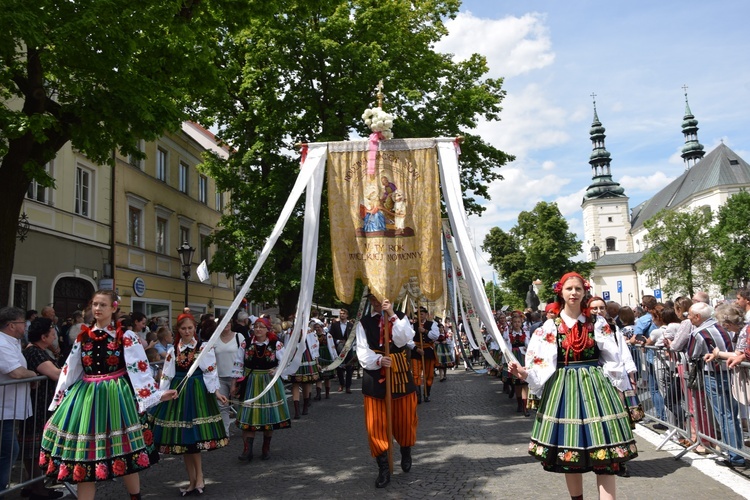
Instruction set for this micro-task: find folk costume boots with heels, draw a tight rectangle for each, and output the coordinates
[261,435,272,460]
[293,400,301,419]
[238,437,254,461]
[375,452,390,488]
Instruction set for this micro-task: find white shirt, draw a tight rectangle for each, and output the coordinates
[0,331,33,419]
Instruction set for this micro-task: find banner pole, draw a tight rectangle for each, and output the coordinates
[384,316,393,473]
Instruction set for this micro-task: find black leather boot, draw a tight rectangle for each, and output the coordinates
[302,397,310,415]
[416,386,422,404]
[238,437,254,461]
[314,387,322,401]
[261,435,272,460]
[293,400,300,420]
[424,386,431,402]
[375,452,390,488]
[400,446,412,472]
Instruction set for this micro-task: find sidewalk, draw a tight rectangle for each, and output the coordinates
[9,369,750,499]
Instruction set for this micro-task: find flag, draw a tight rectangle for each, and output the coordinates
[197,260,210,283]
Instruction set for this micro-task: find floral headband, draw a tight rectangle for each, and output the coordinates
[552,272,591,295]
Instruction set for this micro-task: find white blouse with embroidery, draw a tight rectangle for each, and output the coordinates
[524,313,626,397]
[161,340,221,394]
[50,328,164,413]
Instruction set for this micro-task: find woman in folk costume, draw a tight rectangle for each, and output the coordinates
[508,311,531,416]
[435,320,454,381]
[509,272,637,500]
[151,313,228,496]
[313,319,337,400]
[39,290,177,500]
[235,317,291,461]
[289,320,321,418]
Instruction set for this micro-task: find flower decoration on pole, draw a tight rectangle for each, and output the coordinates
[363,80,395,175]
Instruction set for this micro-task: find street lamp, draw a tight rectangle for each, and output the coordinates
[177,241,195,308]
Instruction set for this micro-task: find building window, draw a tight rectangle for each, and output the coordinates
[200,234,209,262]
[199,175,208,204]
[215,191,224,211]
[27,161,52,204]
[180,226,190,248]
[128,141,144,169]
[607,216,613,222]
[129,206,142,247]
[157,148,168,182]
[156,217,168,254]
[605,237,616,252]
[179,162,189,193]
[75,165,92,217]
[13,279,33,311]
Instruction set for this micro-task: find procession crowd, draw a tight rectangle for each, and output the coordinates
[2,282,749,499]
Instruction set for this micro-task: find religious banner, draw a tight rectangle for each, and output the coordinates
[327,139,442,303]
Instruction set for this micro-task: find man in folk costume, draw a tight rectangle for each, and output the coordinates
[330,308,356,393]
[408,306,440,403]
[356,294,418,488]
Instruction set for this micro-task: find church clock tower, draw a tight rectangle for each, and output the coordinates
[581,95,632,261]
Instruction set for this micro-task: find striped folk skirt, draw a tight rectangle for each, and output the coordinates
[290,349,320,383]
[236,369,292,431]
[528,362,638,474]
[151,372,228,454]
[39,370,151,483]
[435,343,454,367]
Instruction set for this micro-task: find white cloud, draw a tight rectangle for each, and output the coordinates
[618,171,675,196]
[542,160,555,171]
[437,12,555,79]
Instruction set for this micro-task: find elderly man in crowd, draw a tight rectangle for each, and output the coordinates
[0,307,37,492]
[687,302,746,468]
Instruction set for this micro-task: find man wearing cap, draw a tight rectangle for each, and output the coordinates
[408,306,440,403]
[356,294,418,488]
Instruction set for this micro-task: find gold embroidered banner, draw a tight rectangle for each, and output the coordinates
[327,141,442,303]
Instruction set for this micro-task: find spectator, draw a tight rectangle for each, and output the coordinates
[24,310,38,344]
[154,326,173,360]
[692,291,710,305]
[0,307,36,492]
[40,306,61,360]
[736,289,750,323]
[688,302,745,468]
[67,311,84,347]
[619,306,635,342]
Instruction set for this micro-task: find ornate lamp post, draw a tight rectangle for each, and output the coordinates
[177,241,195,309]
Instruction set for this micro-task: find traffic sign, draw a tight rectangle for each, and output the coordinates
[654,289,662,299]
[616,280,622,293]
[602,291,611,301]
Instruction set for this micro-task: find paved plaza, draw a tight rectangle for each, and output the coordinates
[11,368,750,499]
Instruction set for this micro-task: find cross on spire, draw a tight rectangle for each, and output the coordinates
[591,92,597,110]
[376,80,384,108]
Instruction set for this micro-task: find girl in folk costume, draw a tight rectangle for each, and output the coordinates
[39,290,177,500]
[313,320,337,400]
[235,317,292,461]
[508,311,531,416]
[151,313,229,496]
[509,273,637,500]
[435,320,454,381]
[289,321,321,418]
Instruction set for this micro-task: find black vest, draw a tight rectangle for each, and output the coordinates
[413,320,436,359]
[360,312,415,399]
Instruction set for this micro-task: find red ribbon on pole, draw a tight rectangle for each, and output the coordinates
[300,144,309,166]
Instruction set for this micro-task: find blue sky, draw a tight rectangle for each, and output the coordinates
[436,0,750,281]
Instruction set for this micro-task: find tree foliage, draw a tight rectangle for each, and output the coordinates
[482,201,593,305]
[0,0,254,305]
[199,0,514,316]
[710,190,750,293]
[639,207,714,298]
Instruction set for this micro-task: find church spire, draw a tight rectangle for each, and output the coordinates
[680,85,705,169]
[583,94,625,202]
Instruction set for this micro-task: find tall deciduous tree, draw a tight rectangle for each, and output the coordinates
[482,201,592,304]
[0,0,251,306]
[710,190,750,293]
[639,207,714,297]
[199,0,514,316]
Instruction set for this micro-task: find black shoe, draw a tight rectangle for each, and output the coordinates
[716,459,747,469]
[400,446,412,472]
[652,423,668,431]
[615,464,630,477]
[375,452,390,488]
[416,387,422,404]
[28,491,64,500]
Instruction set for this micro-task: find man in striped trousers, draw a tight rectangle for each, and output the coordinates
[356,295,419,488]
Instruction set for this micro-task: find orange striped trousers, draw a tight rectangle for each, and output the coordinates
[363,393,418,457]
[411,357,436,386]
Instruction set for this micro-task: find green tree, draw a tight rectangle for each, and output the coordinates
[0,0,252,306]
[710,190,750,293]
[482,201,592,304]
[639,207,714,297]
[199,0,514,316]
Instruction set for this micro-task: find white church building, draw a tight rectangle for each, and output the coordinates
[582,93,750,306]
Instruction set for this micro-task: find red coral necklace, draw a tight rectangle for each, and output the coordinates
[559,320,594,364]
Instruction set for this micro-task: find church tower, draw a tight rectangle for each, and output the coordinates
[680,86,705,169]
[581,95,632,261]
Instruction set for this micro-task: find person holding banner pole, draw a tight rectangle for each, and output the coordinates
[356,294,418,489]
[409,306,439,403]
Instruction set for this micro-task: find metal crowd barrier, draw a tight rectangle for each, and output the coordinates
[0,375,54,497]
[630,344,750,462]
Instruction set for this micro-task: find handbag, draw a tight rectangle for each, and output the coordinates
[623,389,644,423]
[687,357,704,390]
